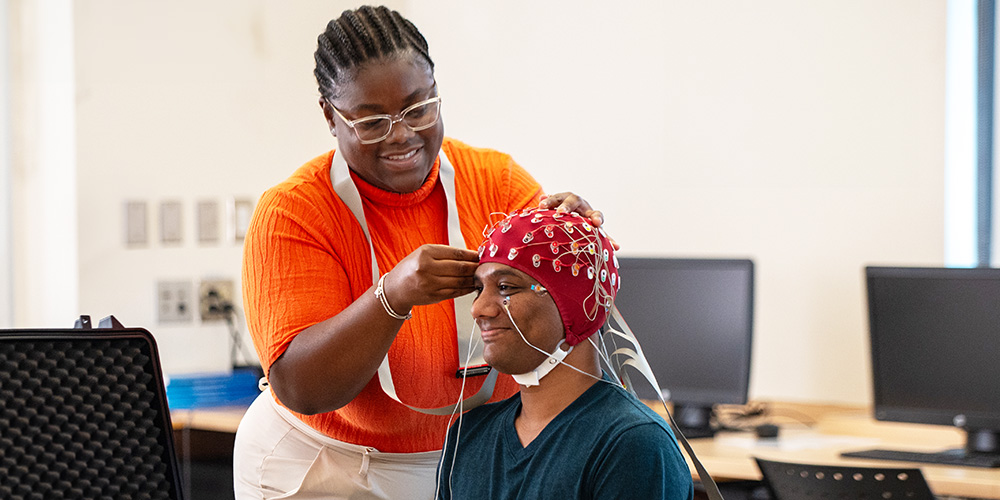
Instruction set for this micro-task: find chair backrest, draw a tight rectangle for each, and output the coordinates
[755,457,935,500]
[0,326,184,500]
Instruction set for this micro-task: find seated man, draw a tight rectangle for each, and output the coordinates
[436,209,694,500]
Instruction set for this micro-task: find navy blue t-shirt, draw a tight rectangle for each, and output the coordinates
[436,379,694,500]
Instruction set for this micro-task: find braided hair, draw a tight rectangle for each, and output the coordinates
[314,5,434,100]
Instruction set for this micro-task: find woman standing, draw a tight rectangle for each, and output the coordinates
[233,6,604,499]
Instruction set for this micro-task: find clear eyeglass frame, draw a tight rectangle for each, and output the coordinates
[328,96,442,145]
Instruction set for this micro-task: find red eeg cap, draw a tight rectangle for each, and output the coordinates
[478,208,620,346]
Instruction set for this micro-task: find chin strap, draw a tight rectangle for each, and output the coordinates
[511,340,573,387]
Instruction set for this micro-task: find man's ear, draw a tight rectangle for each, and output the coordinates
[319,97,337,137]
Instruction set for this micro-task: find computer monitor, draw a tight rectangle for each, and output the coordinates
[609,257,754,438]
[842,266,1000,468]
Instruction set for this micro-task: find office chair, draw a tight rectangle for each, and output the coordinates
[0,318,185,500]
[754,457,935,500]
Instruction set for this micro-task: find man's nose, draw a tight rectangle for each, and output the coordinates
[471,291,503,319]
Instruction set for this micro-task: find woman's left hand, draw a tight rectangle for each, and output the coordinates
[538,192,619,250]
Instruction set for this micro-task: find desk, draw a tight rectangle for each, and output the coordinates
[672,402,1000,499]
[172,402,1000,499]
[171,406,247,433]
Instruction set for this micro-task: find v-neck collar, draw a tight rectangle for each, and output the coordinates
[501,378,610,457]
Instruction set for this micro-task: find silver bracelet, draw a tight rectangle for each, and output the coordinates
[375,274,412,321]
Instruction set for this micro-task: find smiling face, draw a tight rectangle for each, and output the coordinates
[321,53,444,193]
[472,262,566,375]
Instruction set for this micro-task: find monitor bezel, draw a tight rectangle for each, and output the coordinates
[866,265,1000,432]
[613,256,755,407]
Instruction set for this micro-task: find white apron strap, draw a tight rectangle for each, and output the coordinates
[436,153,481,370]
[330,149,494,415]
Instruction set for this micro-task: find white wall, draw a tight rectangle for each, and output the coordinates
[0,0,12,328]
[25,0,945,403]
[409,1,946,404]
[72,0,372,373]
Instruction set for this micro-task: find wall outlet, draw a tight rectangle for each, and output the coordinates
[231,198,254,241]
[199,279,235,322]
[159,200,183,244]
[157,280,194,323]
[197,200,219,244]
[124,200,148,246]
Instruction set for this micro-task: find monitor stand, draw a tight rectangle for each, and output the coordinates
[672,403,716,439]
[969,428,1000,454]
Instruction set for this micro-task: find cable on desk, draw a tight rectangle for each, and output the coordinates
[714,402,817,433]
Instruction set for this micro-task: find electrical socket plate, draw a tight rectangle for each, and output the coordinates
[125,200,148,246]
[231,198,254,241]
[197,200,219,244]
[199,279,235,322]
[160,200,183,244]
[157,280,194,323]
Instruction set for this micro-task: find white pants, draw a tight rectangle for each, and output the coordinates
[233,390,441,500]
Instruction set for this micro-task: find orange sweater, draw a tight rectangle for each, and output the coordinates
[242,137,542,452]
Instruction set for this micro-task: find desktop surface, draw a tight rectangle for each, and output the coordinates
[666,401,1000,499]
[174,401,1000,498]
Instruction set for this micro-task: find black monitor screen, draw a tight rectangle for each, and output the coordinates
[611,258,754,407]
[867,266,1000,431]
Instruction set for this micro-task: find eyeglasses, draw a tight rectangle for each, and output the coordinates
[328,96,442,145]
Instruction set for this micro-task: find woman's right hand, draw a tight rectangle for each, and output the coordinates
[268,244,480,414]
[380,244,480,314]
